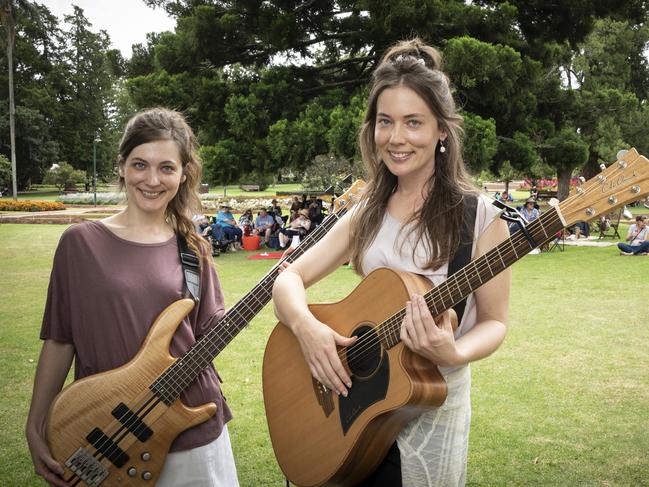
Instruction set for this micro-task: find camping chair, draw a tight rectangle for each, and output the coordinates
[547,230,564,252]
[597,208,622,240]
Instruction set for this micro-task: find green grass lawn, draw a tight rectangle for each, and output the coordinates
[1,224,647,486]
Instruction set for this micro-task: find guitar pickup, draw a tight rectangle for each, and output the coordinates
[112,403,153,442]
[86,428,129,468]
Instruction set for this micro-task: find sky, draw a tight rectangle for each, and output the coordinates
[39,1,177,58]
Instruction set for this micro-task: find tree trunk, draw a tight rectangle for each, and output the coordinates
[557,167,572,201]
[6,0,17,199]
[582,151,600,181]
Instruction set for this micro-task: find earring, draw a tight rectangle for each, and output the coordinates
[439,140,446,153]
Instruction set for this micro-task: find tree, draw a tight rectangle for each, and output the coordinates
[128,0,649,188]
[43,161,86,192]
[302,153,363,191]
[0,152,10,189]
[541,128,588,201]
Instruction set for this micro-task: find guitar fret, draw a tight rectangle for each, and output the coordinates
[509,239,519,258]
[150,189,363,403]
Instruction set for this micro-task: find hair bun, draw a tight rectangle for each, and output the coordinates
[381,38,443,71]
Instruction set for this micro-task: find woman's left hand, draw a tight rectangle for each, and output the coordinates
[400,294,461,367]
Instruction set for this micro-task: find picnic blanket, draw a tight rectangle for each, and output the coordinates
[247,251,284,260]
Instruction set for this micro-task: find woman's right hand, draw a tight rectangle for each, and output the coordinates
[26,427,70,486]
[294,318,357,396]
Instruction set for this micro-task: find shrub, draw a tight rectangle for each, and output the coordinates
[0,200,66,212]
[43,162,87,192]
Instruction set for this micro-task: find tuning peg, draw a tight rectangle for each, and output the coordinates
[579,176,586,184]
[599,163,606,171]
[616,149,628,160]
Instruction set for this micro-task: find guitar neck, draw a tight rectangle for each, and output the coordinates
[379,206,566,348]
[151,208,348,404]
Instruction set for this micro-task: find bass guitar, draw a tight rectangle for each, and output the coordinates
[45,181,366,487]
[262,149,649,486]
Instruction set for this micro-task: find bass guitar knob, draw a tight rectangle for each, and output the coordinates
[142,471,152,480]
[127,467,137,477]
[141,452,151,461]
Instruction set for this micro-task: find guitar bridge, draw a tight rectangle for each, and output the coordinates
[65,447,109,486]
[312,378,334,417]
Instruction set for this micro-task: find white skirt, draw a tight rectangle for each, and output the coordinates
[397,366,472,487]
[157,425,240,487]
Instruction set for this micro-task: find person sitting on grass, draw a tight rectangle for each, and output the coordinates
[254,207,275,246]
[617,215,649,255]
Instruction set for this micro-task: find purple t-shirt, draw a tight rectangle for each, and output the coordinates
[40,221,232,452]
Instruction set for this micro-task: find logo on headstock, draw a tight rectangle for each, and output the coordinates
[601,169,638,194]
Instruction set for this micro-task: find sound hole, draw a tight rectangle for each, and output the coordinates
[347,325,382,379]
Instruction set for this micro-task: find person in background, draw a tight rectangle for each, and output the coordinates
[271,199,283,217]
[238,209,254,236]
[308,196,325,226]
[617,215,649,255]
[273,39,510,486]
[215,204,243,249]
[509,197,540,235]
[278,208,311,249]
[254,207,275,246]
[290,196,302,214]
[25,108,239,487]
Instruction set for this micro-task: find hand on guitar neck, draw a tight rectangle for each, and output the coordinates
[401,295,460,367]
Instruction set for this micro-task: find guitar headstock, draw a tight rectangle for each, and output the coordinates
[555,148,649,226]
[332,179,366,213]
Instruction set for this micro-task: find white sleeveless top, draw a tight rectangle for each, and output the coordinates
[360,194,500,374]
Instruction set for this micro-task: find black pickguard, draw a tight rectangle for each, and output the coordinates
[339,324,390,434]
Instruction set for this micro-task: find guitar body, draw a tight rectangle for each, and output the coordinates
[262,268,449,487]
[47,299,216,486]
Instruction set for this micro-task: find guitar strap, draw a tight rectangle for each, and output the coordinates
[447,195,478,326]
[177,233,201,303]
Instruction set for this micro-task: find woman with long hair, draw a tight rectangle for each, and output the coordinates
[273,39,510,486]
[25,108,239,486]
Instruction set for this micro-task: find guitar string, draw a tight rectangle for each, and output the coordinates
[331,161,633,369]
[152,207,347,399]
[332,209,562,371]
[65,204,353,481]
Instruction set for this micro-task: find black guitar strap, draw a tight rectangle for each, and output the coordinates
[447,195,478,327]
[177,233,200,303]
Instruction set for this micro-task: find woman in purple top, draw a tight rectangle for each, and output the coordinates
[25,108,239,486]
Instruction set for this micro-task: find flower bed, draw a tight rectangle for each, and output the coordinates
[0,200,66,212]
[56,192,124,205]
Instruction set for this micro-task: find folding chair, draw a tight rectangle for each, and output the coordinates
[548,231,564,252]
[597,209,622,240]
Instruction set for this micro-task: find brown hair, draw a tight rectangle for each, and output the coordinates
[351,38,477,273]
[117,107,208,264]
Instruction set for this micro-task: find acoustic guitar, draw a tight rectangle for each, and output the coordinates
[45,181,366,487]
[262,149,649,487]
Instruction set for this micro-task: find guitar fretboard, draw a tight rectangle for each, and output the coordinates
[377,206,566,348]
[151,207,349,404]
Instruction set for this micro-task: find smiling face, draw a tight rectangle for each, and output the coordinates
[374,85,446,183]
[120,139,184,218]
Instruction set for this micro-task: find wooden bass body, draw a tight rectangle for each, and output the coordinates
[46,299,215,486]
[262,268,448,487]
